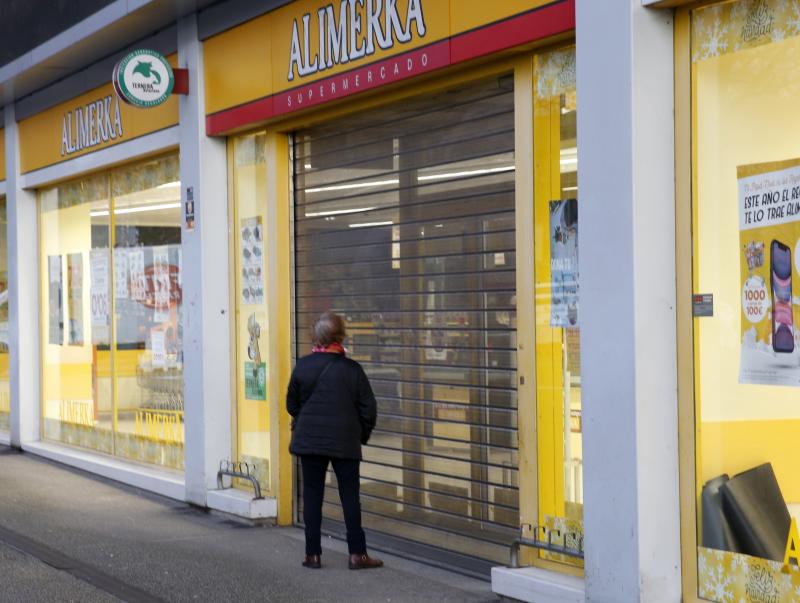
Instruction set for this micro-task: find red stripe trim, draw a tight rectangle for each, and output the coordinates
[206,96,274,135]
[450,1,575,64]
[206,0,574,136]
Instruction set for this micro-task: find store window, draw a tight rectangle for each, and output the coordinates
[533,46,582,567]
[692,1,800,599]
[0,196,8,433]
[293,76,518,563]
[231,133,270,491]
[40,154,183,469]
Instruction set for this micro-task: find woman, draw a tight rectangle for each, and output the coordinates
[287,311,383,570]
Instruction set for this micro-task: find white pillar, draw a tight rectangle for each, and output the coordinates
[177,14,231,505]
[5,105,41,447]
[577,1,681,601]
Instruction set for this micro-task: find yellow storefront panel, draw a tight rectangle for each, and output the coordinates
[204,0,574,130]
[19,55,179,174]
[203,14,273,116]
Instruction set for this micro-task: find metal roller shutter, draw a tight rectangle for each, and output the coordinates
[292,75,518,568]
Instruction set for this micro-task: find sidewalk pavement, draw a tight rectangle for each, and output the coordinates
[0,446,497,603]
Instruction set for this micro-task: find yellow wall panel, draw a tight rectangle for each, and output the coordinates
[701,419,800,506]
[204,15,273,115]
[19,55,179,174]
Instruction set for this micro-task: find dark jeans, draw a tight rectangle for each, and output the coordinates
[300,455,367,556]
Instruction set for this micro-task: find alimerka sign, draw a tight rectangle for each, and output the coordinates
[61,94,123,157]
[287,0,426,81]
[204,0,575,134]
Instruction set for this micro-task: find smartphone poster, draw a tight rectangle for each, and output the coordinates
[738,158,800,386]
[550,199,579,328]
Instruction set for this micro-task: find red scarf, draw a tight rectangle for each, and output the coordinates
[312,342,346,355]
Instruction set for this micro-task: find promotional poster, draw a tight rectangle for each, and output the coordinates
[550,199,579,328]
[240,217,264,305]
[48,255,63,345]
[152,246,171,323]
[89,249,110,345]
[738,158,800,386]
[67,253,84,346]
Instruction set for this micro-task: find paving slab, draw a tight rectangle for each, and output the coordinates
[0,541,119,603]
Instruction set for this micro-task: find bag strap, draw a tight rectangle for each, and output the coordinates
[303,354,341,405]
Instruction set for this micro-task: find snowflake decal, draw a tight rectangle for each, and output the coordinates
[731,553,748,573]
[701,564,734,603]
[697,7,731,61]
[788,0,800,34]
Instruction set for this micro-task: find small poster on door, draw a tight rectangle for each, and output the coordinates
[240,217,264,305]
[128,248,147,302]
[244,361,267,400]
[152,246,171,323]
[67,253,84,346]
[89,249,110,345]
[114,248,129,299]
[48,255,64,345]
[550,199,579,328]
[151,329,166,369]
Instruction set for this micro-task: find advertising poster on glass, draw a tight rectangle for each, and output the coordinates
[550,199,579,328]
[114,248,129,299]
[67,253,84,346]
[240,217,264,305]
[245,313,266,400]
[738,158,800,386]
[48,255,64,345]
[128,248,146,302]
[152,246,171,323]
[89,249,110,345]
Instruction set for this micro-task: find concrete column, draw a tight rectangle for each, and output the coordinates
[576,1,681,601]
[177,14,231,505]
[5,105,41,448]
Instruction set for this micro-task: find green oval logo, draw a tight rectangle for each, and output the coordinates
[114,49,174,108]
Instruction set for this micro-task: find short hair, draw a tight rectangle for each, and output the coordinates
[312,311,346,347]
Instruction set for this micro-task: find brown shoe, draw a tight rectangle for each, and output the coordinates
[302,554,321,569]
[349,553,383,570]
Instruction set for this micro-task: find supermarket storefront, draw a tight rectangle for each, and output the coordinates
[203,0,581,577]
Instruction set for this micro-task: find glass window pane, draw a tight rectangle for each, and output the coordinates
[40,174,113,453]
[111,155,183,469]
[533,46,583,567]
[693,2,800,599]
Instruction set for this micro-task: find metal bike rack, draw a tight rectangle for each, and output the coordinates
[509,524,584,568]
[217,460,263,500]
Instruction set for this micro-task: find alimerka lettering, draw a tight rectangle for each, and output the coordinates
[288,0,426,81]
[61,94,124,157]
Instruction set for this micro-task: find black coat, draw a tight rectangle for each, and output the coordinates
[287,352,377,460]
